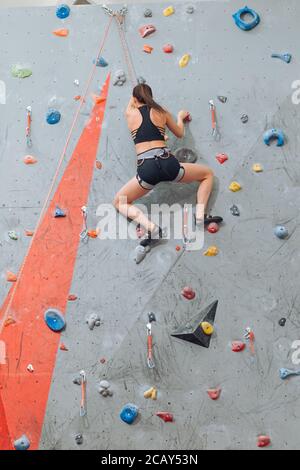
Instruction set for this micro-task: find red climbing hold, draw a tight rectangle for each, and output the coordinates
[183,113,192,123]
[87,229,99,238]
[59,343,68,351]
[25,230,34,237]
[156,412,174,422]
[68,294,77,301]
[207,388,221,400]
[231,341,246,352]
[163,44,174,53]
[139,24,156,38]
[100,358,106,364]
[207,223,219,234]
[181,287,196,300]
[257,435,271,448]
[175,245,181,251]
[95,161,102,170]
[216,153,228,164]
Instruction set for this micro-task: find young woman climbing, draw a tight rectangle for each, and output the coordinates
[113,83,222,248]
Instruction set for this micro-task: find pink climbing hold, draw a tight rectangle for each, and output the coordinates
[216,153,228,164]
[207,388,221,400]
[257,435,271,448]
[231,341,246,352]
[156,412,174,422]
[163,44,174,53]
[139,24,156,38]
[181,286,196,300]
[207,223,219,234]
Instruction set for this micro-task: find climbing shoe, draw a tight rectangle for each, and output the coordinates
[140,226,163,248]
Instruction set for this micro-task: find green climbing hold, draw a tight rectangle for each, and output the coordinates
[11,65,32,79]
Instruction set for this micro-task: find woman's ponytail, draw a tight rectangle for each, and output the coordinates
[132,84,165,114]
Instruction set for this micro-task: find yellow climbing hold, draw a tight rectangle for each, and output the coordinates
[229,181,242,192]
[179,54,190,68]
[144,387,157,400]
[204,246,219,257]
[201,322,214,336]
[252,163,263,173]
[163,6,175,17]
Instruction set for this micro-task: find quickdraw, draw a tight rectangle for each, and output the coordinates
[26,106,32,148]
[79,370,87,417]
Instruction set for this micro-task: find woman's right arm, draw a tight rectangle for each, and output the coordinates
[165,110,189,138]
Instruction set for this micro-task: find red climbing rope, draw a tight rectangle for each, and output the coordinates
[0,15,114,335]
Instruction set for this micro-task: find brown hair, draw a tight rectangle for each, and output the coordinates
[132,84,165,114]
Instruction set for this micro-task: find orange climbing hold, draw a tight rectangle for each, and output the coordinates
[143,44,153,54]
[92,94,106,105]
[52,29,69,37]
[74,95,81,101]
[59,343,68,351]
[95,161,102,170]
[6,272,17,282]
[23,155,37,165]
[25,230,34,237]
[87,229,99,238]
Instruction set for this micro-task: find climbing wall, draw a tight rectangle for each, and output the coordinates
[0,0,300,451]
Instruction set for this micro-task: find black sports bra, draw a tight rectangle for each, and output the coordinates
[131,105,166,144]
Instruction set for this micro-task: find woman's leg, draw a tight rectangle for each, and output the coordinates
[113,177,156,232]
[180,163,214,220]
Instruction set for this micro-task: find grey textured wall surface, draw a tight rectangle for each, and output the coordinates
[1,1,300,450]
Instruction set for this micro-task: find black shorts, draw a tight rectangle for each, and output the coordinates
[136,148,185,190]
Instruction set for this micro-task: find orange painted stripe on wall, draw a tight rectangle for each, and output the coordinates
[0,74,110,450]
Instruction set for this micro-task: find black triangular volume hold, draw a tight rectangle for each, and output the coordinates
[171,300,218,349]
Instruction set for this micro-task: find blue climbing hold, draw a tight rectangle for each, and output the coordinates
[280,368,300,380]
[232,6,260,31]
[44,308,66,332]
[271,53,292,64]
[56,4,70,19]
[94,57,108,67]
[46,109,61,125]
[54,206,66,218]
[14,435,31,451]
[120,403,139,424]
[274,225,288,240]
[263,128,285,147]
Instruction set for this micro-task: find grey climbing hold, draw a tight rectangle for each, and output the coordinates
[113,70,126,86]
[264,128,285,147]
[73,376,82,385]
[241,114,248,124]
[75,434,83,445]
[98,380,113,397]
[186,6,194,14]
[230,205,240,216]
[271,53,292,64]
[14,434,30,451]
[86,313,101,330]
[8,230,18,240]
[137,76,146,85]
[134,245,150,264]
[174,147,198,164]
[280,368,300,380]
[144,8,152,17]
[274,225,288,239]
[217,96,227,103]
